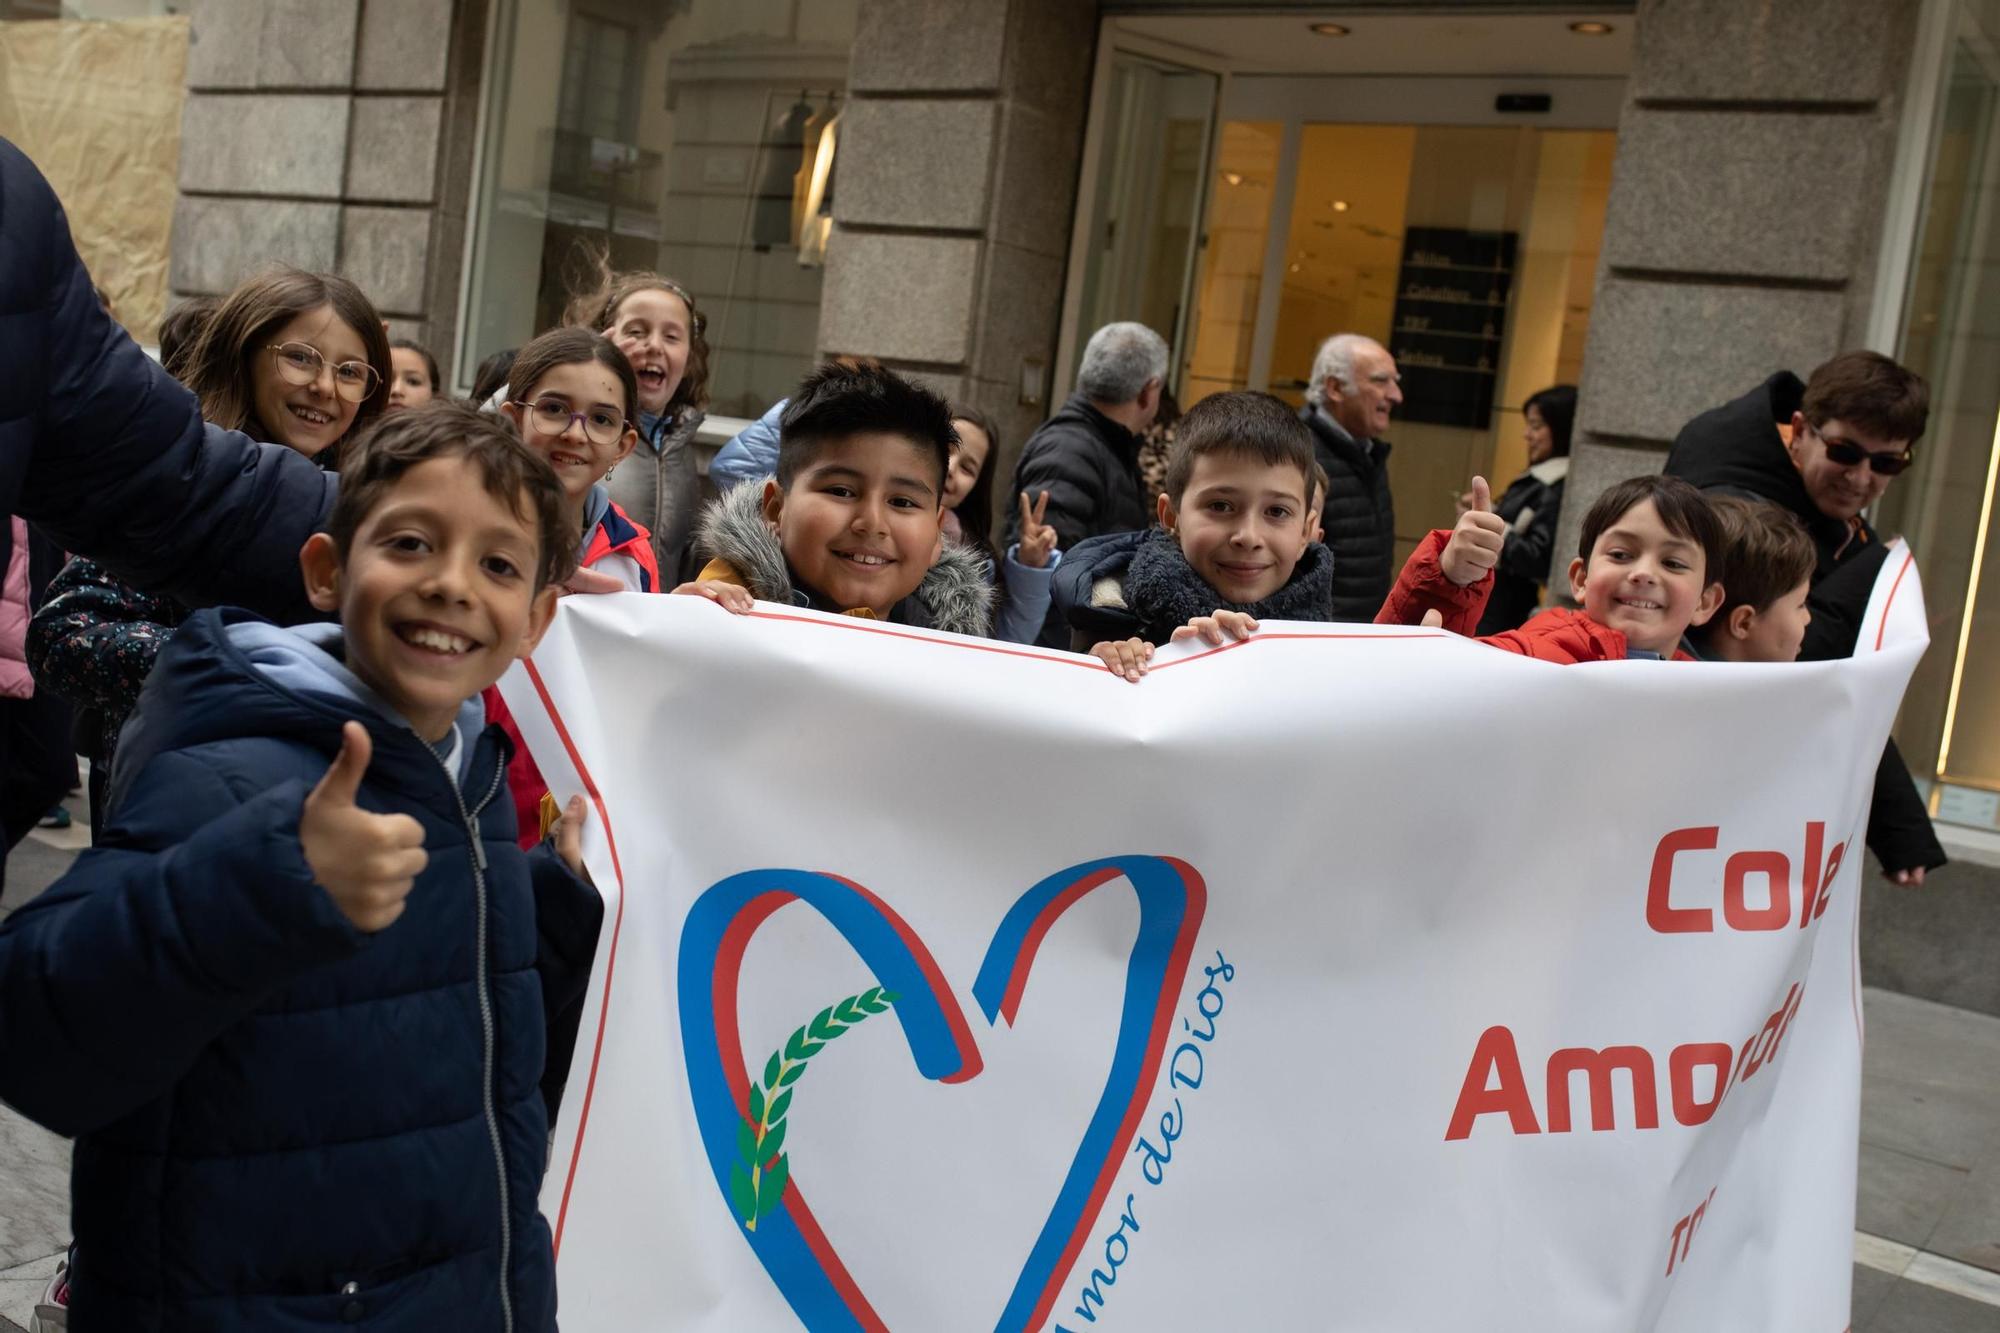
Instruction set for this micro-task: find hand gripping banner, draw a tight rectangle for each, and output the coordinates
[500,545,1927,1332]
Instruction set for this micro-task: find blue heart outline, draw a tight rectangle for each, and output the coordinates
[678,855,1207,1331]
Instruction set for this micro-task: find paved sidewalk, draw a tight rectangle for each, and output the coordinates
[3,813,1997,1329]
[1853,988,2000,1330]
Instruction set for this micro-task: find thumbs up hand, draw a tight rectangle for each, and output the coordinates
[550,793,593,885]
[301,721,430,933]
[1439,475,1507,587]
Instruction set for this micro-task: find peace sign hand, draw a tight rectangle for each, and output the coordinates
[1016,490,1058,570]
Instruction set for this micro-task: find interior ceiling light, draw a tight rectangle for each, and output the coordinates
[1331,199,1349,211]
[1222,170,1244,186]
[1309,22,1350,37]
[1568,20,1614,35]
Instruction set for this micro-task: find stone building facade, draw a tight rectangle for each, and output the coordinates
[170,0,485,353]
[1555,0,1923,568]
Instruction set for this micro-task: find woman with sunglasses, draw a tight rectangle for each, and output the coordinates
[28,268,389,834]
[1665,349,1942,888]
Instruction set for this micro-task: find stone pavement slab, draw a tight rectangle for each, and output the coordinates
[1858,1272,2000,1332]
[0,1107,68,1275]
[0,1252,61,1333]
[1860,988,2000,1174]
[1857,1140,1967,1249]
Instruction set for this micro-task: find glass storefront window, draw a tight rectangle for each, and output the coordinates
[461,0,858,415]
[1069,53,1220,400]
[1182,121,1614,560]
[1184,121,1282,402]
[1878,8,2000,824]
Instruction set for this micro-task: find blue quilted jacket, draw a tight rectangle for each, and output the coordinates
[0,609,602,1330]
[0,137,330,619]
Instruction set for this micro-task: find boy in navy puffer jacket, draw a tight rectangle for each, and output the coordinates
[1053,391,1334,680]
[0,402,602,1332]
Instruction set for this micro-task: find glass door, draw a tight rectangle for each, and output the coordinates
[1069,52,1221,400]
[1183,119,1616,564]
[1877,6,2000,825]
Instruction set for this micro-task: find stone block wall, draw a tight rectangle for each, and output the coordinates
[169,0,480,375]
[817,0,1100,525]
[1556,0,1923,569]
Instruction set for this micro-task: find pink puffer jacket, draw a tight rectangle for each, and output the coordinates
[1,517,34,699]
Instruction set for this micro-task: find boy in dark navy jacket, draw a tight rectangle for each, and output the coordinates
[0,402,601,1332]
[1053,391,1334,680]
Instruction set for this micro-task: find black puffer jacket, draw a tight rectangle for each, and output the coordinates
[1301,405,1394,621]
[1477,458,1567,634]
[1665,371,1945,876]
[1008,394,1149,646]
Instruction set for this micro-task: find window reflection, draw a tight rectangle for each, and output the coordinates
[463,0,859,416]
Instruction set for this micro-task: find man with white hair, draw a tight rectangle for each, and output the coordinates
[1302,333,1403,619]
[1009,321,1168,646]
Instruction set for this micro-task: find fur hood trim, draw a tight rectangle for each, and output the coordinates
[695,482,994,637]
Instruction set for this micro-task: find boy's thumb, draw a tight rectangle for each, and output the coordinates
[1470,476,1493,513]
[312,721,372,808]
[1421,609,1445,629]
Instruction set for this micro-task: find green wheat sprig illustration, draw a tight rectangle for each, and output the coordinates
[732,985,900,1231]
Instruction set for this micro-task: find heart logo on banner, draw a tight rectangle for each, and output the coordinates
[677,854,1207,1332]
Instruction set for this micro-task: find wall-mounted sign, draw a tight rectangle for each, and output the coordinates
[1389,227,1518,429]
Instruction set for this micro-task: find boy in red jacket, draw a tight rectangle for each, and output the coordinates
[1378,473,1724,662]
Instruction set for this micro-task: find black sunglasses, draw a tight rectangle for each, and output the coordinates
[1811,423,1913,476]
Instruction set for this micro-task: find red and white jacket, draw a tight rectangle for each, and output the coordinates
[1377,528,1693,664]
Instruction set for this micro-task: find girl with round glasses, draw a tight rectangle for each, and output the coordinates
[29,267,390,840]
[183,266,391,468]
[488,326,659,856]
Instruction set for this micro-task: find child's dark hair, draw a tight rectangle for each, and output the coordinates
[1162,391,1316,504]
[507,327,640,425]
[392,338,441,393]
[157,296,220,380]
[1310,460,1330,507]
[777,363,955,493]
[1691,495,1817,639]
[561,251,711,414]
[183,266,392,457]
[1802,350,1928,445]
[1524,384,1577,458]
[471,348,517,404]
[948,403,1002,547]
[1577,474,1722,578]
[329,400,577,592]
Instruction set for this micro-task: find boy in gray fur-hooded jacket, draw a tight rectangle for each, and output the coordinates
[677,364,992,638]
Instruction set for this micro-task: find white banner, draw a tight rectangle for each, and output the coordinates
[501,544,1927,1332]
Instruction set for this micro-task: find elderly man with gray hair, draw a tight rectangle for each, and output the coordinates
[1009,321,1168,646]
[1302,332,1403,620]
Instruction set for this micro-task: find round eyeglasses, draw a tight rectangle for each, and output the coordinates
[514,397,630,447]
[267,343,380,403]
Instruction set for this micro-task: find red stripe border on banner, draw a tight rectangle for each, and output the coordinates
[525,657,628,1258]
[1874,549,1915,652]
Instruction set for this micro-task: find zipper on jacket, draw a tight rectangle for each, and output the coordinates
[431,747,514,1333]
